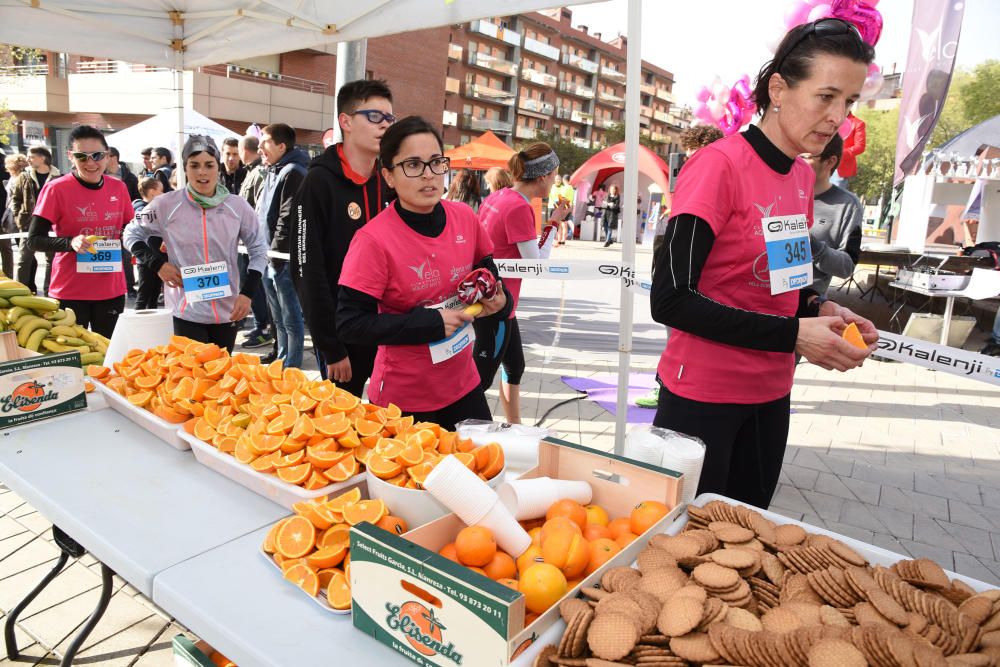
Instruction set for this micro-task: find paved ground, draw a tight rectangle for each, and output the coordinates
[1,240,999,664]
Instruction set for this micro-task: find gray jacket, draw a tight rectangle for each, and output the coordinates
[809,184,863,295]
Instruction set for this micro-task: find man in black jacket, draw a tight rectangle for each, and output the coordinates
[292,79,394,398]
[105,146,140,297]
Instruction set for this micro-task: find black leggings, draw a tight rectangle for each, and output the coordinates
[59,295,126,339]
[653,383,790,509]
[473,316,525,390]
[408,386,492,432]
[135,237,163,309]
[173,317,239,353]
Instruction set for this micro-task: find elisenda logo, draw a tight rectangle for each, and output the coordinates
[385,601,463,664]
[1,381,57,413]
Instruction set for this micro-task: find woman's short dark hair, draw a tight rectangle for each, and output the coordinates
[379,116,444,168]
[753,19,875,115]
[68,125,108,150]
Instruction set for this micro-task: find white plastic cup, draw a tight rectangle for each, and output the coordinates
[496,477,593,520]
[475,500,532,558]
[424,455,498,525]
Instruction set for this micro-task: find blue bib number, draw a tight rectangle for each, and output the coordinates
[181,261,232,303]
[76,240,122,273]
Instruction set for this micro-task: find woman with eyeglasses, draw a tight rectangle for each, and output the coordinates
[123,135,268,351]
[337,116,510,430]
[649,19,879,508]
[25,125,133,337]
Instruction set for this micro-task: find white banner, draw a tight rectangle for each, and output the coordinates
[874,331,1000,386]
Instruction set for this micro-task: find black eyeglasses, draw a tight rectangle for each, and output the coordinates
[390,157,451,178]
[773,19,863,75]
[352,109,396,125]
[71,151,108,162]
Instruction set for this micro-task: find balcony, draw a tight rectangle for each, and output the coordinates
[571,110,593,126]
[654,109,670,123]
[650,131,670,143]
[640,105,654,118]
[460,115,513,134]
[443,110,458,127]
[555,107,572,120]
[467,51,518,77]
[558,80,594,99]
[445,77,460,94]
[521,68,557,88]
[0,64,69,113]
[519,97,554,115]
[597,90,625,109]
[464,83,515,106]
[655,88,674,103]
[640,82,656,96]
[596,117,618,129]
[470,20,521,47]
[199,63,327,94]
[561,52,599,74]
[600,66,627,84]
[571,136,590,149]
[523,36,560,60]
[448,43,463,61]
[515,125,538,140]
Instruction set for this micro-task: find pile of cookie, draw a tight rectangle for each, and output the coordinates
[533,499,1000,667]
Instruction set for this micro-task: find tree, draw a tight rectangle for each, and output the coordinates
[929,69,970,149]
[0,99,16,139]
[959,60,1000,127]
[601,122,666,152]
[851,106,899,205]
[518,129,592,175]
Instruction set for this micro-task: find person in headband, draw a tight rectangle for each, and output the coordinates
[522,150,560,180]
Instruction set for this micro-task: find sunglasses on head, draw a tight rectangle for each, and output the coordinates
[773,18,863,74]
[351,109,396,125]
[71,151,108,162]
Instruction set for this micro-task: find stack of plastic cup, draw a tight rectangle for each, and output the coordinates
[496,477,593,520]
[424,455,532,557]
[626,426,706,504]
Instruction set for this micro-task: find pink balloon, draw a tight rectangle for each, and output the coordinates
[712,83,731,102]
[694,102,715,124]
[832,0,883,46]
[707,99,725,121]
[860,67,883,99]
[719,101,744,136]
[807,3,833,22]
[696,87,711,103]
[784,1,813,29]
[838,118,852,139]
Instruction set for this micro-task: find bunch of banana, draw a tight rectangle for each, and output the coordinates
[0,280,108,366]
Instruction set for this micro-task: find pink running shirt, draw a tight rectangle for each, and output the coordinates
[478,188,537,317]
[657,133,815,404]
[340,200,494,412]
[33,175,132,301]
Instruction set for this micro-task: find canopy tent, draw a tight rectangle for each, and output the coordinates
[568,143,671,194]
[936,114,1000,157]
[444,131,516,171]
[104,109,240,166]
[0,0,644,455]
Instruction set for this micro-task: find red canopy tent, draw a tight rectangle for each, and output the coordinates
[569,142,671,193]
[444,131,516,170]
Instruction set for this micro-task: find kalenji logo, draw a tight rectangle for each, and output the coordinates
[385,601,463,664]
[1,381,57,413]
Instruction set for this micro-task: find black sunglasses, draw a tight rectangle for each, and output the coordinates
[71,151,108,162]
[352,109,396,125]
[773,19,863,75]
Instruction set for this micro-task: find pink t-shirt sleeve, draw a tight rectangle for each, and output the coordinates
[340,231,389,301]
[669,146,736,236]
[32,181,61,226]
[505,202,537,246]
[474,210,494,262]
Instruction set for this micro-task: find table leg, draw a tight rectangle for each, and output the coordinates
[4,551,69,660]
[941,296,955,346]
[60,563,115,667]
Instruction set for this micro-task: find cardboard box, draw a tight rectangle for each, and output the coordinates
[0,350,86,429]
[350,438,683,667]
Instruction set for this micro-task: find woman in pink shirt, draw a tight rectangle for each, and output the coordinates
[474,142,566,424]
[650,19,879,508]
[337,117,509,430]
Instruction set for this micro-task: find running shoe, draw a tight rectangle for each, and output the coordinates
[634,386,660,408]
[241,329,274,349]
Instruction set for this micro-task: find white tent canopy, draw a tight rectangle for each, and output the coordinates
[104,109,239,166]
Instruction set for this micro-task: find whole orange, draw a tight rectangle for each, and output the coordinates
[376,515,409,535]
[629,501,671,535]
[615,532,638,549]
[582,523,611,541]
[516,544,544,575]
[455,526,497,567]
[584,504,610,526]
[438,543,460,563]
[606,517,632,540]
[540,530,589,579]
[482,551,517,580]
[546,499,588,530]
[586,537,622,575]
[496,577,519,591]
[519,563,568,613]
[528,527,543,546]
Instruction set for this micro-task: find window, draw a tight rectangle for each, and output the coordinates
[463,104,472,115]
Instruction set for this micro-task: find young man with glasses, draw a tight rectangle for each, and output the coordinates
[11,145,59,293]
[292,79,394,395]
[25,125,133,337]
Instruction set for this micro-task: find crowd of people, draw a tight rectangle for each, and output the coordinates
[0,17,882,508]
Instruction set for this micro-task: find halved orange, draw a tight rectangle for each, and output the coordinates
[326,570,351,610]
[284,562,320,597]
[307,544,347,570]
[342,499,387,526]
[263,516,292,554]
[367,455,403,479]
[323,456,359,483]
[325,487,361,512]
[276,463,312,486]
[275,515,316,559]
[319,523,351,549]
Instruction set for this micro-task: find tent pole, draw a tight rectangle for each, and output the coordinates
[613,0,643,456]
[333,39,368,142]
[174,23,185,188]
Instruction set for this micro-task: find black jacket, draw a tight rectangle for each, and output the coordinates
[291,143,393,363]
[222,164,247,196]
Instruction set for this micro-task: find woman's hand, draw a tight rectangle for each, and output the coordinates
[440,308,474,337]
[158,262,183,288]
[795,316,871,371]
[229,294,251,322]
[71,235,95,253]
[550,201,571,222]
[477,285,507,318]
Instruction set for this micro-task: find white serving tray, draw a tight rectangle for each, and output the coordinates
[91,379,190,450]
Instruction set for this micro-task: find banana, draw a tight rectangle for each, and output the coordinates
[41,340,89,354]
[80,352,104,366]
[463,302,484,317]
[50,325,78,338]
[9,295,60,312]
[0,297,8,308]
[16,317,52,347]
[56,336,88,347]
[13,313,40,331]
[25,328,48,352]
[7,306,31,323]
[47,308,76,327]
[0,279,27,289]
[42,309,64,321]
[0,287,31,299]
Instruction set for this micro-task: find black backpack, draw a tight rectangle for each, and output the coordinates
[961,242,1000,269]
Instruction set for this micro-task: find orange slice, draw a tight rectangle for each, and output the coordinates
[398,442,425,467]
[406,429,437,452]
[453,452,477,472]
[306,446,349,470]
[266,358,284,381]
[330,391,360,413]
[290,413,315,440]
[313,414,351,438]
[266,404,299,435]
[307,383,337,402]
[342,499,387,526]
[306,544,347,570]
[304,471,330,490]
[274,450,307,468]
[367,455,403,480]
[319,523,351,549]
[284,562,320,597]
[375,438,405,461]
[250,452,280,474]
[325,488,361,512]
[127,391,153,408]
[842,322,867,350]
[276,463,312,486]
[323,455,360,483]
[355,418,383,438]
[86,365,111,380]
[275,515,316,559]
[263,517,291,554]
[326,570,351,610]
[290,390,317,413]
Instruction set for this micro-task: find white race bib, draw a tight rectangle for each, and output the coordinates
[76,239,123,273]
[427,295,476,365]
[761,214,813,296]
[181,261,232,303]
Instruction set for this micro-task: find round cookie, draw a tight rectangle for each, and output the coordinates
[807,639,866,667]
[587,613,640,661]
[658,596,705,637]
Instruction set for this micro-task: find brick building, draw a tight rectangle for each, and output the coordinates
[1,8,684,171]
